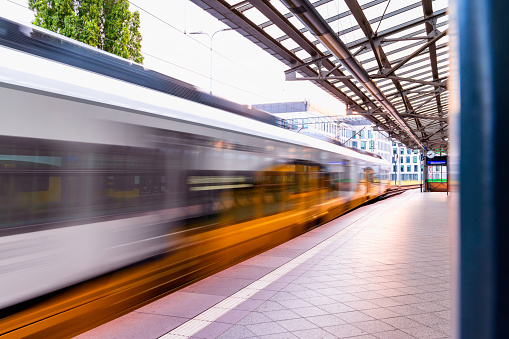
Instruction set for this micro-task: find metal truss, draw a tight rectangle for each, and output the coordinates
[277,115,368,128]
[190,0,449,152]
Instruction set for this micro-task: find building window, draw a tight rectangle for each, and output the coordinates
[401,165,404,172]
[393,141,396,146]
[370,140,374,149]
[407,149,411,154]
[361,141,366,149]
[406,156,410,163]
[368,130,373,138]
[352,131,356,139]
[407,165,411,172]
[393,165,396,172]
[359,130,365,138]
[414,165,418,172]
[413,156,418,163]
[400,148,404,154]
[352,141,357,148]
[400,157,404,163]
[393,148,397,154]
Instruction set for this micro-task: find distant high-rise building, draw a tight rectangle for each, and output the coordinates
[254,101,422,184]
[391,142,423,185]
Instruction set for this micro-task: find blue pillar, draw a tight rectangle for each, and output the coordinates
[457,0,509,337]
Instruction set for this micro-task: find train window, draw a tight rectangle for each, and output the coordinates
[0,136,172,229]
[112,175,136,191]
[15,175,50,192]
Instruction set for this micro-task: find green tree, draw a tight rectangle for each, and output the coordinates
[28,0,143,63]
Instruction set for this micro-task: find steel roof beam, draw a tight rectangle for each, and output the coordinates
[331,42,448,84]
[248,0,380,113]
[346,8,447,50]
[376,68,449,93]
[350,42,449,74]
[422,0,446,130]
[383,29,448,76]
[371,75,446,88]
[279,0,424,149]
[272,0,392,43]
[190,0,360,107]
[343,0,425,140]
[353,111,445,122]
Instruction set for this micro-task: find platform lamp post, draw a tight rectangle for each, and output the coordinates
[189,28,234,95]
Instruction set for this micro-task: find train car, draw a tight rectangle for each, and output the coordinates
[0,17,390,337]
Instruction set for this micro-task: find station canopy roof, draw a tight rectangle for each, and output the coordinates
[191,0,449,151]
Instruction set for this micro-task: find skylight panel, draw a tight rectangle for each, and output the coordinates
[243,7,269,26]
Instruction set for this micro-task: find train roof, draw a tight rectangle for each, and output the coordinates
[0,21,389,166]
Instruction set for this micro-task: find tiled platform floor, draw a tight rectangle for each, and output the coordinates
[78,190,451,339]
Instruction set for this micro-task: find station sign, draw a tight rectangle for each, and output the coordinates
[426,156,447,165]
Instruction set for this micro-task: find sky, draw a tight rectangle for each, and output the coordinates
[1,0,346,113]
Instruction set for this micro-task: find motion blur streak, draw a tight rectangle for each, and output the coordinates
[0,16,390,337]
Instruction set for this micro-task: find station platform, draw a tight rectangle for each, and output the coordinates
[78,190,451,339]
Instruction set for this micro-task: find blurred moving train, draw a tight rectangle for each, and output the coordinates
[0,17,390,336]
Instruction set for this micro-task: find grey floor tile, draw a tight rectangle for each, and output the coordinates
[289,289,325,299]
[373,329,416,339]
[193,321,233,339]
[237,312,272,325]
[307,314,347,327]
[353,320,395,333]
[343,300,380,311]
[391,295,426,305]
[216,309,251,324]
[401,325,450,339]
[333,311,376,324]
[374,289,407,298]
[386,304,426,316]
[292,306,330,317]
[281,284,309,293]
[258,332,299,339]
[252,289,279,301]
[255,301,287,312]
[278,318,318,331]
[380,316,423,329]
[412,301,449,313]
[407,313,451,327]
[276,299,314,309]
[263,309,301,321]
[136,292,224,318]
[361,307,401,319]
[233,298,266,312]
[270,291,300,302]
[323,323,369,338]
[245,322,288,336]
[302,296,337,306]
[292,328,338,339]
[217,324,257,339]
[350,291,386,300]
[76,312,187,339]
[319,302,356,314]
[434,310,451,320]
